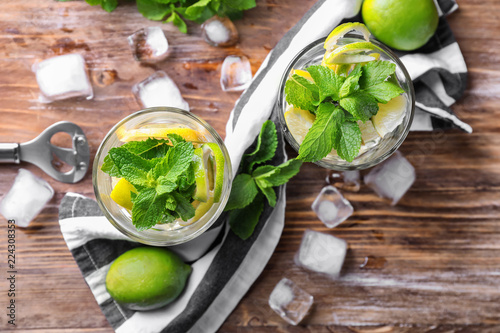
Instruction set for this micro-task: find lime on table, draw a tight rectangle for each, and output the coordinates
[118,127,207,143]
[105,247,191,311]
[110,178,136,210]
[284,106,316,145]
[362,0,439,51]
[372,94,407,137]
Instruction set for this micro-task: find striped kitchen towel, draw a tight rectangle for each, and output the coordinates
[59,0,469,332]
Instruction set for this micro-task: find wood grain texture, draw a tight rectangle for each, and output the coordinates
[0,0,499,332]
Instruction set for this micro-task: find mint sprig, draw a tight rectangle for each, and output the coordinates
[225,120,302,240]
[61,0,256,33]
[285,60,404,162]
[102,135,198,231]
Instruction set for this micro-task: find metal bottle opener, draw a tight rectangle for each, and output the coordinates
[0,121,90,183]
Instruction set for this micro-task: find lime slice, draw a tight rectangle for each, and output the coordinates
[357,120,381,144]
[110,178,137,210]
[284,105,316,144]
[118,127,207,143]
[292,69,314,82]
[192,147,209,202]
[324,22,371,51]
[324,42,380,64]
[372,95,407,137]
[203,143,225,203]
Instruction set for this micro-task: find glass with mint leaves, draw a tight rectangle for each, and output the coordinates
[93,107,232,246]
[278,22,415,170]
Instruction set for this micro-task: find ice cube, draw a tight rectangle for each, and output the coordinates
[358,120,380,144]
[33,54,93,103]
[294,229,347,279]
[0,169,54,228]
[312,185,353,228]
[201,16,238,47]
[327,171,360,192]
[132,71,189,111]
[128,27,169,63]
[268,277,313,325]
[220,55,252,92]
[364,151,415,205]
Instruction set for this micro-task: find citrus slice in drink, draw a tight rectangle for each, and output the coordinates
[203,142,225,203]
[284,106,316,144]
[292,69,314,82]
[178,197,215,226]
[324,42,380,64]
[118,127,207,143]
[110,178,137,210]
[192,147,210,202]
[324,22,371,51]
[372,95,407,137]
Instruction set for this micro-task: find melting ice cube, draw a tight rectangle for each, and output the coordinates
[312,185,353,228]
[132,71,190,111]
[268,277,313,325]
[128,27,169,63]
[0,169,54,228]
[326,171,360,192]
[364,151,415,205]
[220,55,252,92]
[33,54,93,103]
[294,229,347,279]
[201,16,239,47]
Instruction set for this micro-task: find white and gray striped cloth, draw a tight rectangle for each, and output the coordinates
[59,0,470,332]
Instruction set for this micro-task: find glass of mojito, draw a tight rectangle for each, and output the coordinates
[93,107,232,246]
[277,23,415,170]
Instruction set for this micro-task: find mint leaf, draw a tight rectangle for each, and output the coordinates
[172,192,195,221]
[101,156,121,177]
[165,194,176,211]
[152,141,194,181]
[224,173,258,211]
[120,165,151,188]
[258,185,276,207]
[85,0,117,12]
[359,60,396,89]
[285,74,319,113]
[257,159,302,187]
[340,91,378,121]
[298,103,344,162]
[109,147,155,174]
[252,165,278,180]
[165,11,188,34]
[185,0,212,19]
[306,65,345,102]
[156,176,177,195]
[363,81,404,103]
[132,188,165,231]
[222,0,256,10]
[136,0,171,21]
[243,120,278,172]
[229,194,264,240]
[339,65,362,98]
[335,121,362,162]
[167,133,186,145]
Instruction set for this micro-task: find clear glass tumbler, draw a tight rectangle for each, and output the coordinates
[93,107,232,246]
[277,35,415,170]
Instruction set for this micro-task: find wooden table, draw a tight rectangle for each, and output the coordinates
[1,0,499,332]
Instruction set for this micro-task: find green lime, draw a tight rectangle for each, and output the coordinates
[324,41,380,64]
[362,0,439,51]
[203,143,225,203]
[105,247,191,311]
[324,22,371,51]
[193,147,209,202]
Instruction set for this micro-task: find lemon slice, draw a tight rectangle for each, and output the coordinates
[284,106,316,144]
[372,95,407,138]
[292,69,314,82]
[118,127,207,143]
[357,120,380,144]
[110,178,137,210]
[324,42,380,64]
[203,143,225,203]
[324,22,371,51]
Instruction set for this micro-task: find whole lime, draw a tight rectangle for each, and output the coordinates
[362,0,439,51]
[105,247,191,311]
